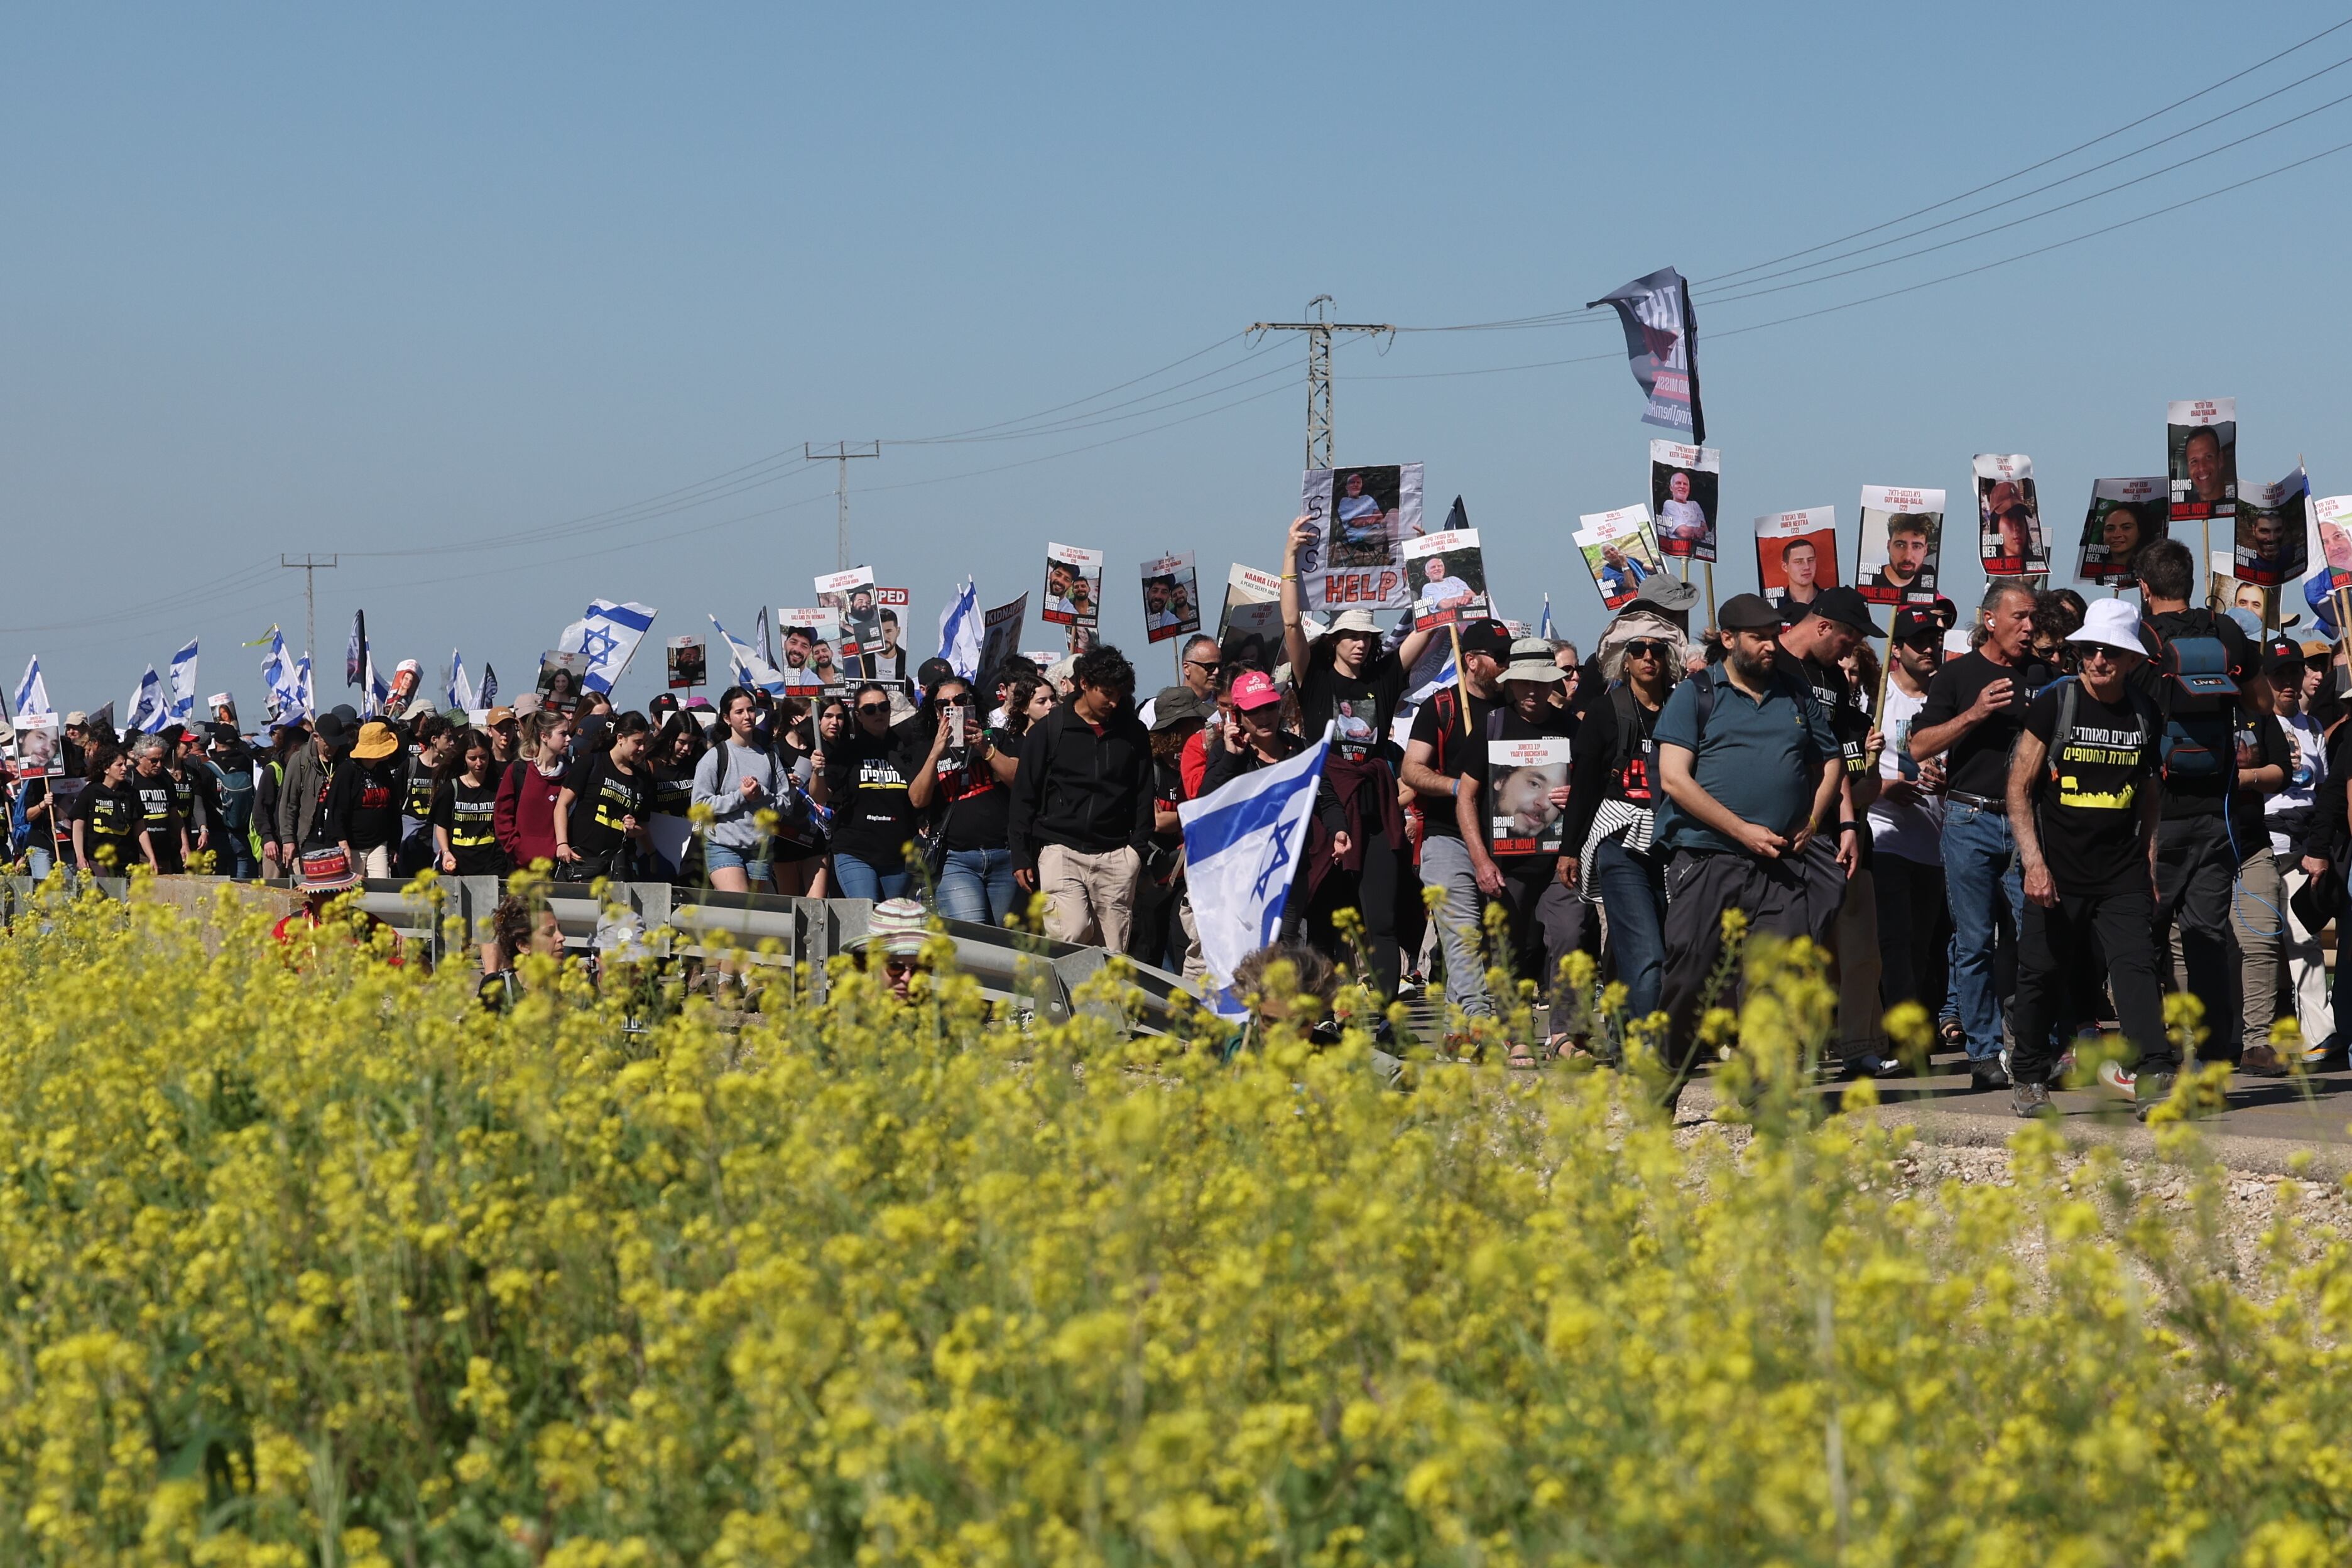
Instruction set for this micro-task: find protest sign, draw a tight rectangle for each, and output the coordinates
[1574,506,1663,611]
[975,594,1028,699]
[1042,543,1103,627]
[1486,734,1572,856]
[1216,565,1283,673]
[1589,266,1704,440]
[1403,529,1489,629]
[1974,454,2046,577]
[870,587,911,680]
[13,719,60,780]
[1855,486,1946,606]
[536,651,588,713]
[2233,464,2309,587]
[2169,400,2238,548]
[1755,508,1839,612]
[1297,463,1420,612]
[386,660,421,718]
[1650,440,1720,562]
[665,636,706,690]
[2314,495,2352,591]
[2208,552,2278,626]
[2078,477,2168,583]
[775,607,842,692]
[1139,552,1201,643]
[814,567,881,662]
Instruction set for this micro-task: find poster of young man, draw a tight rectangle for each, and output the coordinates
[866,589,910,681]
[775,608,841,692]
[1138,552,1201,643]
[2315,495,2352,592]
[2077,477,2169,583]
[1041,543,1104,627]
[2234,464,2309,587]
[1973,454,2046,576]
[14,719,60,780]
[1650,440,1721,561]
[1487,734,1572,855]
[1854,486,1946,606]
[2208,553,2279,626]
[665,636,707,690]
[1574,506,1664,611]
[1754,508,1839,612]
[1402,528,1489,629]
[536,651,589,712]
[814,567,881,663]
[975,594,1028,702]
[1215,564,1283,673]
[2168,398,2238,536]
[1297,463,1420,612]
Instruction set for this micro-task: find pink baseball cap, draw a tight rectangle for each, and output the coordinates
[1229,670,1281,711]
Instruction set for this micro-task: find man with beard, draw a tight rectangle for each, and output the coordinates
[1869,514,1933,597]
[1653,593,1844,1104]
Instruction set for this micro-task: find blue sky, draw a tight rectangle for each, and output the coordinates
[6,3,2352,710]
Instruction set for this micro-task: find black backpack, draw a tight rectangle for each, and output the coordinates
[2142,610,2239,784]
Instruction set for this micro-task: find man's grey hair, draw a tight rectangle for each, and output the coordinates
[133,736,168,759]
[1978,581,2033,620]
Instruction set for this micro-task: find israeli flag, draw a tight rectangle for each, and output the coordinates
[710,614,785,694]
[127,665,168,734]
[1538,593,1554,641]
[557,600,657,695]
[937,576,980,679]
[447,650,477,714]
[1178,723,1332,1018]
[166,639,200,723]
[291,655,314,722]
[361,653,389,720]
[261,630,304,720]
[14,655,52,720]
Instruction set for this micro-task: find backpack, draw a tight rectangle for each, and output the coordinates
[213,758,254,834]
[2142,611,2239,784]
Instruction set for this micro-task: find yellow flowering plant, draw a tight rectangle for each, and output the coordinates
[3,878,2351,1564]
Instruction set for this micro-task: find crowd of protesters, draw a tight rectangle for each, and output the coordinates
[14,516,2352,1118]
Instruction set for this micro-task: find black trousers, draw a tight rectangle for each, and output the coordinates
[2012,885,2171,1083]
[2154,814,2241,1062]
[1874,851,1947,1014]
[1287,830,1404,1001]
[1660,847,1842,1075]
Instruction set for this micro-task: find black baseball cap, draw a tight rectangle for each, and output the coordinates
[1457,619,1513,660]
[1801,586,1886,639]
[313,713,348,743]
[2262,634,2305,679]
[1891,607,1942,646]
[1717,593,1783,631]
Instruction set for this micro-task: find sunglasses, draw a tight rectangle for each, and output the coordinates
[883,955,919,977]
[937,695,972,708]
[1623,640,1669,659]
[857,703,891,716]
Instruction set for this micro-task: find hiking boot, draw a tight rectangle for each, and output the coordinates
[1969,1059,2012,1092]
[2134,1072,2177,1121]
[2010,1080,2054,1118]
[2238,1044,2290,1077]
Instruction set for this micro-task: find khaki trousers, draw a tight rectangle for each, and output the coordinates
[1039,844,1142,951]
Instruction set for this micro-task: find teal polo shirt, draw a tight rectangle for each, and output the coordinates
[1652,663,1836,855]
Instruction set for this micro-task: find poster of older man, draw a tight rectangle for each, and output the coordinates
[2233,464,2309,587]
[1403,528,1489,629]
[1575,507,1665,611]
[1855,485,1946,606]
[2168,400,2238,555]
[1649,439,1721,562]
[1974,454,2047,577]
[2077,477,2169,583]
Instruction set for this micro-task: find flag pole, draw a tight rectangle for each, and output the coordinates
[1703,562,1718,628]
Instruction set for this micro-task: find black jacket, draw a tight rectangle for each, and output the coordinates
[1008,700,1154,873]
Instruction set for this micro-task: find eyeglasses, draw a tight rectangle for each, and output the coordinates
[857,702,891,716]
[1623,640,1669,659]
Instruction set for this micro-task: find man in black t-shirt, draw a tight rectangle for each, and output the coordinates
[1912,582,2050,1089]
[1400,619,1511,1033]
[1280,517,1435,763]
[2006,600,2169,1118]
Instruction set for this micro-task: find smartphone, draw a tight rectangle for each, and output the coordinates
[948,704,968,750]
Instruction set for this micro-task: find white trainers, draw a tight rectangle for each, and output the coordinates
[2097,1059,2136,1094]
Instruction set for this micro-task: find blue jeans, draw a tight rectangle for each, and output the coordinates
[832,851,912,902]
[1592,833,1667,1022]
[935,845,1018,925]
[1940,799,2024,1063]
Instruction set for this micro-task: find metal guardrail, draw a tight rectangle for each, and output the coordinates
[3,872,1205,1033]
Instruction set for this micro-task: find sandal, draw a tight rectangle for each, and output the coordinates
[1507,1043,1541,1070]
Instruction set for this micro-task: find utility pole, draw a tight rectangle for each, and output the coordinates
[805,441,882,570]
[280,553,337,665]
[1248,296,1394,470]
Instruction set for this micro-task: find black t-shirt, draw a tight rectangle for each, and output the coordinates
[563,753,651,860]
[1917,650,2058,801]
[934,729,1011,854]
[72,782,143,868]
[2231,710,2289,846]
[2023,680,2158,895]
[1300,651,1408,762]
[329,756,405,851]
[432,776,507,875]
[1467,704,1572,864]
[131,773,180,844]
[1408,687,1506,840]
[650,764,696,821]
[822,724,921,866]
[402,757,437,822]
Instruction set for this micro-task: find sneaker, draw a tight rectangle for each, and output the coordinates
[1969,1059,2012,1092]
[2238,1044,2290,1078]
[2054,1045,2079,1084]
[1396,970,1427,1000]
[2134,1071,2177,1121]
[2010,1080,2054,1118]
[2097,1059,2137,1094]
[1842,1053,1904,1079]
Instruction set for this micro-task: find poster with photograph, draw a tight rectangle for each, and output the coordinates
[2169,399,2238,538]
[2208,553,2279,627]
[1755,508,1839,612]
[386,660,422,718]
[2234,464,2309,587]
[536,651,589,712]
[2315,495,2352,592]
[1216,564,1284,673]
[1403,528,1489,629]
[1138,552,1201,643]
[665,636,707,690]
[1854,486,1946,606]
[975,594,1028,700]
[1486,735,1572,856]
[775,607,842,692]
[1974,454,2046,577]
[1042,543,1104,627]
[1650,440,1721,562]
[814,567,881,662]
[13,719,60,780]
[2077,477,2169,583]
[1573,506,1664,611]
[1297,463,1421,612]
[868,587,911,681]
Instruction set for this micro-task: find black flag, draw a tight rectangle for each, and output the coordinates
[346,610,367,689]
[1588,266,1704,443]
[480,663,499,709]
[1442,495,1469,532]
